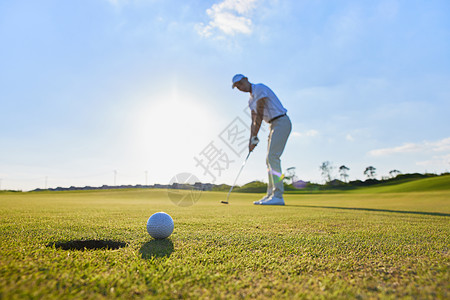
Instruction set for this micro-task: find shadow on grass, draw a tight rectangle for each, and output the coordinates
[139,239,174,259]
[288,205,450,217]
[47,239,127,251]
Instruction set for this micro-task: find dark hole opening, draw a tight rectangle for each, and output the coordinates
[47,239,127,251]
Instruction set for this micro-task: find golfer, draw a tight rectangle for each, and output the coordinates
[232,74,292,205]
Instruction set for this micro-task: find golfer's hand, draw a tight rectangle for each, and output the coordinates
[249,136,259,152]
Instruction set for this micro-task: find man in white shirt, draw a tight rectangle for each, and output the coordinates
[232,74,292,205]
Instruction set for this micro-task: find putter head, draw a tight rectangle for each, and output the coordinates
[221,201,229,204]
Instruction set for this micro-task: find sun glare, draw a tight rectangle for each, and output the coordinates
[128,87,218,174]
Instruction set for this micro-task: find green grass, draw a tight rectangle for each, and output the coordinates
[282,174,450,194]
[0,187,449,299]
[349,174,450,193]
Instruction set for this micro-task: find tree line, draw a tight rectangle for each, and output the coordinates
[318,161,402,183]
[283,162,402,185]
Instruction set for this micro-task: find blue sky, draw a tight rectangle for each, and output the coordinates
[1,0,449,191]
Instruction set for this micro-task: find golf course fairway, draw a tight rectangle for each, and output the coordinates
[1,178,449,298]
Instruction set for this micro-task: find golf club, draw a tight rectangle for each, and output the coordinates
[221,151,252,205]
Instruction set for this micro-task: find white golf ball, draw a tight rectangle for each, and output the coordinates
[146,212,174,239]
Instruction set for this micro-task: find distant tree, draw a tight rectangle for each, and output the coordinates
[389,170,401,178]
[339,165,350,183]
[285,167,297,184]
[320,161,334,183]
[364,166,377,179]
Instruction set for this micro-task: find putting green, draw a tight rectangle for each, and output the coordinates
[0,187,448,298]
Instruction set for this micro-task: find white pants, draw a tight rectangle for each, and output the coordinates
[266,115,292,198]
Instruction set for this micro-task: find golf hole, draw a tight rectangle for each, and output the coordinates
[47,239,127,251]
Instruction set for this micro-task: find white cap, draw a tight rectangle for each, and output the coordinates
[232,74,245,89]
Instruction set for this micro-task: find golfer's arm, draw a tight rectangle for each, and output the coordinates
[251,98,266,137]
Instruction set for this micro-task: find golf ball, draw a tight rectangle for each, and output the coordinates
[146,212,174,239]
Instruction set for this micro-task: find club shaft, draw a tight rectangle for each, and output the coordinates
[226,152,251,202]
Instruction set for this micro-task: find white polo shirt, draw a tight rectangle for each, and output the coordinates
[248,83,287,123]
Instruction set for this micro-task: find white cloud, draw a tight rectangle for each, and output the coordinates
[416,154,450,168]
[196,0,258,38]
[292,129,319,138]
[431,137,450,152]
[345,134,354,142]
[369,143,422,156]
[368,137,450,157]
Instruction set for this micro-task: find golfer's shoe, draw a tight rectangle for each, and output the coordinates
[253,196,271,205]
[260,197,285,206]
